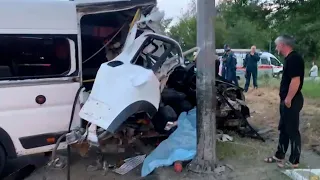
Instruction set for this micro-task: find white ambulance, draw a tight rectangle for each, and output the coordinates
[216,49,283,80]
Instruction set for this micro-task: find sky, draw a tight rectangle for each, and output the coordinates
[157,0,220,24]
[157,0,191,20]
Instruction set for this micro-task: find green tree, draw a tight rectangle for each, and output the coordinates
[226,17,269,49]
[168,16,197,51]
[166,0,320,62]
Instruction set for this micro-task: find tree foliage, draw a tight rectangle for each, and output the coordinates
[166,0,320,62]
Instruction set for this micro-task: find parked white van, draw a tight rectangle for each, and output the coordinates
[216,49,283,79]
[0,0,179,175]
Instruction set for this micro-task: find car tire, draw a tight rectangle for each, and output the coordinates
[0,144,6,176]
[274,72,282,79]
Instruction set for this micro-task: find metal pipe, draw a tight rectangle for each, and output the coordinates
[48,133,67,167]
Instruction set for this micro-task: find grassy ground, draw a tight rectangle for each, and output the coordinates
[215,137,320,180]
[233,78,320,179]
[242,77,320,144]
[239,76,320,98]
[302,81,320,98]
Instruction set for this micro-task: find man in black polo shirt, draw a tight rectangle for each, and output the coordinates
[264,35,304,168]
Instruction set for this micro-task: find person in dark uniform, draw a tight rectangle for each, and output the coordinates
[225,46,238,86]
[264,35,304,168]
[243,45,260,92]
[221,44,229,79]
[215,54,220,77]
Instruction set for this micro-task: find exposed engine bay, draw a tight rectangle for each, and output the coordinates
[64,6,264,158]
[165,63,251,130]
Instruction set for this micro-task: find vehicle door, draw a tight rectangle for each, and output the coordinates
[0,36,80,156]
[235,52,246,80]
[270,56,283,75]
[258,56,273,78]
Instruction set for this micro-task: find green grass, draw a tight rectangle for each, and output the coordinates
[302,80,320,98]
[217,140,264,160]
[239,75,280,89]
[240,75,320,99]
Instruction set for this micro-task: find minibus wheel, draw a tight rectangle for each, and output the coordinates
[0,144,6,176]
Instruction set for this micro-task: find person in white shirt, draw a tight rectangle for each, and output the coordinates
[309,61,318,80]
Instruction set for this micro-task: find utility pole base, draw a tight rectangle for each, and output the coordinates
[187,160,215,174]
[187,162,228,179]
[188,161,226,173]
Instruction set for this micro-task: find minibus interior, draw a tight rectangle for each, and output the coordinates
[80,8,142,91]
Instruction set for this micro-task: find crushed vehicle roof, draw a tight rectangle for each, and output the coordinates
[0,0,156,35]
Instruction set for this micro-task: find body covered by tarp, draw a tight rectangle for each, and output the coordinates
[141,108,197,177]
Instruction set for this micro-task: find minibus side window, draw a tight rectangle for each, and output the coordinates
[260,57,270,65]
[0,36,72,80]
[270,57,281,66]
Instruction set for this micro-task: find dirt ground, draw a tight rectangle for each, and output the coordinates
[24,87,320,180]
[219,87,320,180]
[245,87,320,147]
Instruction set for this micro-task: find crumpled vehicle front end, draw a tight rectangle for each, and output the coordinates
[79,61,161,133]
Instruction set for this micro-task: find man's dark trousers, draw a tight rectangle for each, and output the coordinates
[222,64,227,79]
[244,68,258,92]
[275,93,304,164]
[227,68,239,86]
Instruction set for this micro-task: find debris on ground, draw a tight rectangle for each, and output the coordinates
[312,145,320,156]
[87,159,103,172]
[217,133,233,142]
[257,127,273,135]
[113,155,146,175]
[173,161,183,173]
[47,156,67,169]
[283,169,320,180]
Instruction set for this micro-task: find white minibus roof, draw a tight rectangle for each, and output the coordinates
[0,0,155,35]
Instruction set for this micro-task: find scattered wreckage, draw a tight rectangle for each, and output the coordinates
[69,57,264,157]
[60,9,264,163]
[0,0,264,179]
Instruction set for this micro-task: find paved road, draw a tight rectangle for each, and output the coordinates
[1,155,48,180]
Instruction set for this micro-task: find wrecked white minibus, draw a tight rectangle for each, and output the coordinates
[0,1,258,178]
[0,0,196,175]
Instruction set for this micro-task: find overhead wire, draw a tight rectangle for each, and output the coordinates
[82,8,142,64]
[82,23,126,64]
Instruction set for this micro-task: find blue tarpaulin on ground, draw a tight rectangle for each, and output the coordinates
[141,108,197,177]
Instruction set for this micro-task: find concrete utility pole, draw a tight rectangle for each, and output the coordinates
[189,0,216,173]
